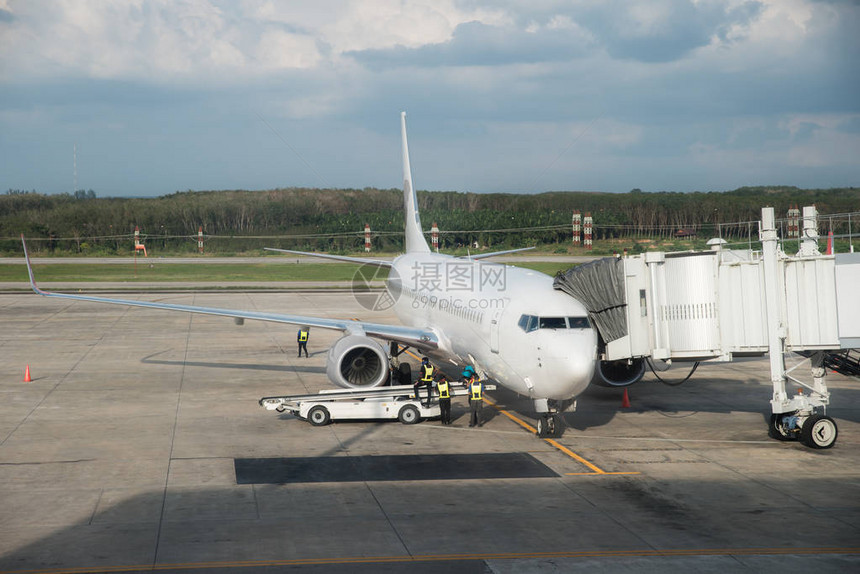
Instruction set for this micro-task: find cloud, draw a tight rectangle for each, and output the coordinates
[347,1,765,68]
[0,0,512,83]
[0,0,326,83]
[0,0,857,196]
[576,0,764,63]
[348,19,594,68]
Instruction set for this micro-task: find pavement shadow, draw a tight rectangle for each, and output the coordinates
[141,351,326,375]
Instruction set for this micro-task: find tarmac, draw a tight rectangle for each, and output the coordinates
[1,290,859,573]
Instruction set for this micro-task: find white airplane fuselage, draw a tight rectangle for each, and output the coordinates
[389,252,597,400]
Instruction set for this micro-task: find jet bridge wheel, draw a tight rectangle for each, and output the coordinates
[768,414,794,441]
[799,414,838,449]
[307,405,331,427]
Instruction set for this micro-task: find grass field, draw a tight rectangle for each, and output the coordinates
[0,260,576,283]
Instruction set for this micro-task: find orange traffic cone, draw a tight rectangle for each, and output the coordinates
[24,365,31,382]
[621,388,630,408]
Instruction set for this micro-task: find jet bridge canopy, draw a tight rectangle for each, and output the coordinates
[555,210,860,364]
[553,257,627,343]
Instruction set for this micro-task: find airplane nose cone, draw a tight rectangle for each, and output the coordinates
[541,356,595,399]
[530,333,597,399]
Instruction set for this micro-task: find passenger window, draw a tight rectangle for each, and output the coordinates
[567,316,590,329]
[539,317,567,329]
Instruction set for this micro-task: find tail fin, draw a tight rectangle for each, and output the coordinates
[401,112,430,254]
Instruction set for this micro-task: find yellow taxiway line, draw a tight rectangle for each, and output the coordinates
[367,341,638,476]
[483,395,640,476]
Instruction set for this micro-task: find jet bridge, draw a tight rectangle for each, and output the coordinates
[555,206,860,448]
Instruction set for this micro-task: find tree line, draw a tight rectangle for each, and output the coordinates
[3,186,859,255]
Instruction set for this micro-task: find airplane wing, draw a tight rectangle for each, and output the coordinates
[462,246,536,260]
[21,236,436,350]
[263,247,392,267]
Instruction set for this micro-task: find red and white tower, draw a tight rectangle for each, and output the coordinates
[364,223,371,252]
[198,227,204,253]
[572,211,581,244]
[787,205,800,238]
[584,213,593,249]
[431,222,439,251]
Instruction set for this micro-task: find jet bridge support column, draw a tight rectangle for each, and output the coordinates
[761,208,789,412]
[762,207,837,448]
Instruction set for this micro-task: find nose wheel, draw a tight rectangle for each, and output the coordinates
[536,414,563,438]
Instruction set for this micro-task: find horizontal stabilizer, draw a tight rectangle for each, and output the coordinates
[463,247,536,260]
[263,247,391,268]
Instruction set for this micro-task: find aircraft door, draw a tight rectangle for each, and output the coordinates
[490,308,503,353]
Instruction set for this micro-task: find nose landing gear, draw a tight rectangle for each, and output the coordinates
[534,398,571,438]
[536,414,563,438]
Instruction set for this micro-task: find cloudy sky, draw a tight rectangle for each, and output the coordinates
[1,0,858,196]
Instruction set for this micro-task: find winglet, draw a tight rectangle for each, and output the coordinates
[20,235,46,295]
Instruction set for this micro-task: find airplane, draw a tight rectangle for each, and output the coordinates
[21,112,645,437]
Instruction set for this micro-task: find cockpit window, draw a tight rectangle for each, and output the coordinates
[519,314,592,332]
[517,314,530,331]
[538,317,567,329]
[518,314,539,332]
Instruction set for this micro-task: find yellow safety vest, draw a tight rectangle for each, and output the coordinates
[421,364,434,382]
[299,330,308,342]
[438,380,450,399]
[470,380,483,401]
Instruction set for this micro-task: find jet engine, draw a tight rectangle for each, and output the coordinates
[592,358,646,387]
[326,335,390,388]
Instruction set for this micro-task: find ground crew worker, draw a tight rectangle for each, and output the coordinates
[414,357,435,407]
[461,365,475,388]
[437,375,452,425]
[464,367,484,427]
[297,327,309,358]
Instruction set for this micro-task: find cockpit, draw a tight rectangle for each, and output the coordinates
[517,314,591,332]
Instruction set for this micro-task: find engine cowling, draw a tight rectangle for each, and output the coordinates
[326,335,390,388]
[592,357,646,387]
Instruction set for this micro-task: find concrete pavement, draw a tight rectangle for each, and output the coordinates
[0,291,858,573]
